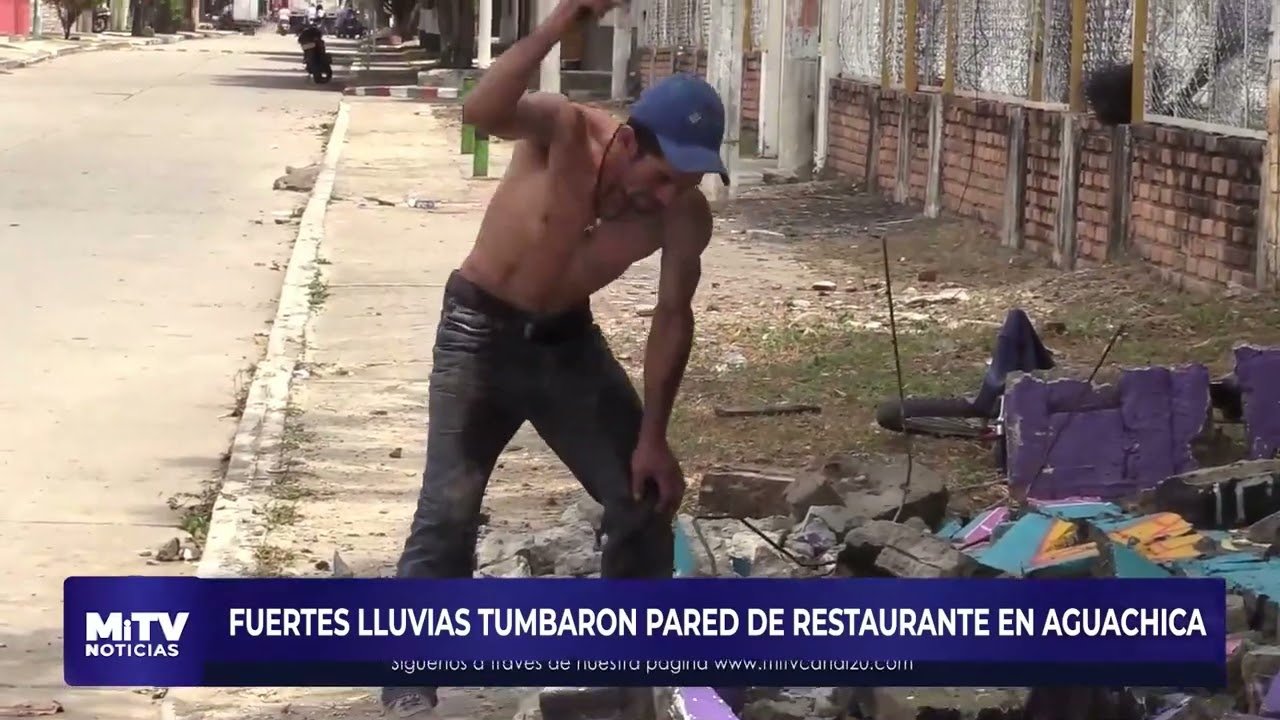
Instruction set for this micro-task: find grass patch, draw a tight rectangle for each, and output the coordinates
[229,362,257,418]
[250,544,296,577]
[167,478,221,547]
[263,501,300,528]
[307,267,329,309]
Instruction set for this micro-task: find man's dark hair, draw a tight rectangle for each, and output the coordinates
[626,118,664,158]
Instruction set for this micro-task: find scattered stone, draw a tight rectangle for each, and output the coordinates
[903,288,968,307]
[389,447,403,459]
[331,550,354,578]
[154,538,182,562]
[272,211,294,224]
[786,298,811,310]
[840,520,985,578]
[811,280,837,292]
[635,305,656,317]
[698,466,795,518]
[553,550,601,577]
[746,229,786,242]
[477,554,532,578]
[1042,320,1068,335]
[314,559,331,572]
[560,495,604,533]
[138,550,153,558]
[273,164,320,192]
[916,269,938,282]
[712,403,821,418]
[179,539,202,562]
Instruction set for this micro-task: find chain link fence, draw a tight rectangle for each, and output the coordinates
[1146,0,1269,129]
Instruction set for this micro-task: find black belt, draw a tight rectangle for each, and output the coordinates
[444,271,592,343]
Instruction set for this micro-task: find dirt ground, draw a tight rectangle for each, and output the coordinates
[593,182,1280,516]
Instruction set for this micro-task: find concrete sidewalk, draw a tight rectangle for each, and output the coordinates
[169,98,539,720]
[0,29,233,70]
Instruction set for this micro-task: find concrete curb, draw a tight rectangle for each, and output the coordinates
[342,84,457,100]
[0,32,210,71]
[196,101,351,578]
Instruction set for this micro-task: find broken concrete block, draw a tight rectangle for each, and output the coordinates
[1249,508,1280,545]
[1236,345,1280,461]
[1022,688,1144,720]
[849,687,1026,720]
[1004,366,1210,500]
[803,453,947,529]
[1156,459,1280,529]
[840,520,985,578]
[783,475,844,520]
[1243,646,1280,713]
[477,524,597,576]
[1231,594,1250,633]
[699,466,794,518]
[560,495,605,533]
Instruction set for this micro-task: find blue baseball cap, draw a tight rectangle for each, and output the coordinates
[628,73,729,185]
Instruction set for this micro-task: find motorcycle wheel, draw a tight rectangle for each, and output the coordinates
[93,17,107,32]
[312,65,333,83]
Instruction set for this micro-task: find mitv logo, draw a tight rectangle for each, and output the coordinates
[84,612,189,658]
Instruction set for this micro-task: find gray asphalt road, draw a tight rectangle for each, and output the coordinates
[0,32,339,718]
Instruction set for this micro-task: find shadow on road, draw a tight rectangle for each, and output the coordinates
[207,71,346,91]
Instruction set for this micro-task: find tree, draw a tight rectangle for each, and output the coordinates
[51,0,94,38]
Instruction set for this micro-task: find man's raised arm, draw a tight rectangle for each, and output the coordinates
[461,0,614,145]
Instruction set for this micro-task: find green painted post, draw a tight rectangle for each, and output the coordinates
[473,129,489,178]
[460,76,477,155]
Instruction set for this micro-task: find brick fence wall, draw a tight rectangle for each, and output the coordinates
[825,78,1267,292]
[636,47,762,131]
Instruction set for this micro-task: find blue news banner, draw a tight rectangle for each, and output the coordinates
[64,577,1226,688]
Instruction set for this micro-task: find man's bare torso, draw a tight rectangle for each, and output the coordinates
[458,104,707,315]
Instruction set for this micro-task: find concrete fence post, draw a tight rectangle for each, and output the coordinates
[1001,105,1028,249]
[866,87,882,192]
[893,94,912,203]
[1106,124,1133,259]
[813,0,841,174]
[1052,113,1083,269]
[776,0,821,178]
[701,0,743,203]
[924,92,944,217]
[1255,0,1280,288]
[608,6,632,99]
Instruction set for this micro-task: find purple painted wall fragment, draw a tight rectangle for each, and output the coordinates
[1236,346,1280,461]
[1004,366,1210,500]
[672,688,741,720]
[1262,674,1280,718]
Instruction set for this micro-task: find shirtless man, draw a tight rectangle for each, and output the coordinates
[381,0,725,714]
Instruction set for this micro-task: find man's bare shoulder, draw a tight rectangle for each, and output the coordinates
[661,189,713,253]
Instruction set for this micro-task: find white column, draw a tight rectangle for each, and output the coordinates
[609,6,632,99]
[700,0,743,202]
[758,0,784,157]
[813,0,840,173]
[537,0,560,93]
[776,0,820,177]
[478,0,493,67]
[31,0,42,36]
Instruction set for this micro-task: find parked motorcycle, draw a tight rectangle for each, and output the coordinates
[92,4,110,32]
[334,12,362,38]
[297,25,332,84]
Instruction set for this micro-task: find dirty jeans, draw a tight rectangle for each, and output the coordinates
[381,271,674,708]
